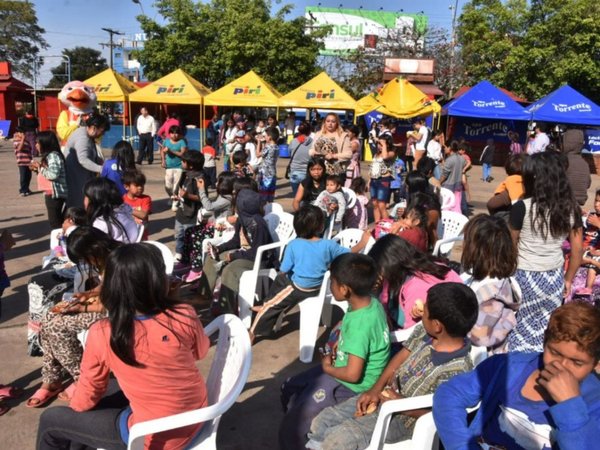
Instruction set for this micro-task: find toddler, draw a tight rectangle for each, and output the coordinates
[343,177,369,230]
[122,170,152,241]
[231,150,255,179]
[313,175,346,224]
[201,136,217,189]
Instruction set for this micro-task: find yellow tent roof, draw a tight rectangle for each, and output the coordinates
[355,78,441,118]
[84,68,138,102]
[128,69,211,105]
[278,72,356,110]
[204,70,281,107]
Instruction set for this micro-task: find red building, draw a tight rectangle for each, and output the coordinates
[0,62,34,136]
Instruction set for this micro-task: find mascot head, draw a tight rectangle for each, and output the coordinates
[59,81,97,115]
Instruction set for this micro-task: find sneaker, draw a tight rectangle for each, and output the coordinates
[184,269,203,283]
[207,243,220,261]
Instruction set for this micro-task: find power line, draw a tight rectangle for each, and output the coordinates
[101,28,125,68]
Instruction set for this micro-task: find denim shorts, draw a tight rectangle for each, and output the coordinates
[369,176,393,202]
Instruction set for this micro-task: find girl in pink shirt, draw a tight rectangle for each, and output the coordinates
[369,234,461,329]
[37,243,210,450]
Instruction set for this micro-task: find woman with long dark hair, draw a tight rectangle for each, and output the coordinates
[84,178,139,243]
[27,227,120,408]
[100,140,136,196]
[30,131,68,228]
[368,234,461,329]
[506,151,583,352]
[36,243,210,449]
[405,170,442,248]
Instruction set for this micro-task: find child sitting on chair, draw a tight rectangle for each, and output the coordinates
[306,282,478,450]
[578,189,600,296]
[434,301,600,450]
[122,170,152,241]
[279,253,390,450]
[313,175,346,225]
[250,205,369,341]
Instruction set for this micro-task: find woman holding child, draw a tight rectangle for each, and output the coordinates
[309,113,352,178]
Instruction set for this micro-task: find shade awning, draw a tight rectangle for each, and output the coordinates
[278,72,356,110]
[525,85,600,126]
[204,70,281,107]
[84,69,137,102]
[128,69,211,105]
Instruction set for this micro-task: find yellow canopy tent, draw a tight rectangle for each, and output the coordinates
[355,77,441,119]
[204,70,281,107]
[84,68,138,137]
[128,69,212,140]
[278,72,356,110]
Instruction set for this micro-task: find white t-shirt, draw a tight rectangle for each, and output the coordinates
[427,140,442,163]
[528,133,549,154]
[415,127,429,151]
[246,142,259,168]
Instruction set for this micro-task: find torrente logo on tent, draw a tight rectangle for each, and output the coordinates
[472,100,506,108]
[94,84,112,93]
[233,86,262,95]
[156,84,185,94]
[552,103,592,113]
[305,89,335,100]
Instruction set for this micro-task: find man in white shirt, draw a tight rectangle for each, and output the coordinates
[427,130,444,178]
[527,123,550,154]
[407,118,429,166]
[136,107,156,164]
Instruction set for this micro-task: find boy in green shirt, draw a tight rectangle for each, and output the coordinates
[279,253,390,450]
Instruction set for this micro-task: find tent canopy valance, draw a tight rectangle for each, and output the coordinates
[355,78,441,118]
[443,80,529,120]
[204,70,281,107]
[525,84,600,126]
[128,69,211,105]
[278,72,356,110]
[84,68,137,102]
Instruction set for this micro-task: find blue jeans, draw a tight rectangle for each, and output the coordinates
[174,220,194,257]
[482,163,492,180]
[290,171,306,198]
[433,163,441,180]
[307,395,411,449]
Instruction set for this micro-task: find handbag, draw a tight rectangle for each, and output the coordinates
[37,172,53,195]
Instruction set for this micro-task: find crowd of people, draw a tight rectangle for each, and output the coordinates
[2,109,600,450]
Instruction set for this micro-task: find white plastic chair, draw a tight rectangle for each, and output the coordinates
[432,211,469,257]
[146,241,175,275]
[389,200,407,220]
[127,314,252,450]
[439,187,456,211]
[332,228,367,253]
[134,224,145,243]
[237,212,296,328]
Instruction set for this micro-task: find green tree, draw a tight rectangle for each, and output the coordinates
[0,0,48,79]
[46,47,108,88]
[457,0,600,102]
[137,0,328,92]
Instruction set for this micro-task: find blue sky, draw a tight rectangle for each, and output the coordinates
[31,0,463,86]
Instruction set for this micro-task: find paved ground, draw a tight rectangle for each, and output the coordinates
[1,140,598,449]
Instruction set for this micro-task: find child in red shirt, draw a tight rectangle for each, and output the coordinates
[202,137,217,189]
[122,171,152,241]
[13,127,33,196]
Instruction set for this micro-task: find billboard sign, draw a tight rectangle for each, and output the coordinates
[305,7,428,56]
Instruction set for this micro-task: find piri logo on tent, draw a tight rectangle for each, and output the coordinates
[233,85,262,95]
[305,89,335,100]
[156,84,185,95]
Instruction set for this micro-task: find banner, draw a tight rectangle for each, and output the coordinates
[583,129,600,153]
[0,120,11,138]
[450,118,528,144]
[305,7,428,56]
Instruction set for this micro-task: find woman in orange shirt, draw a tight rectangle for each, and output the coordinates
[36,243,210,450]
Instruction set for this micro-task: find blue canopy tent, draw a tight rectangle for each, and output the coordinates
[443,80,529,120]
[525,85,600,126]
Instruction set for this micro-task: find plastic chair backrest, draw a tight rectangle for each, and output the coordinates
[341,187,357,209]
[439,187,456,211]
[438,211,469,255]
[145,241,175,275]
[134,224,145,243]
[264,212,296,243]
[332,228,364,250]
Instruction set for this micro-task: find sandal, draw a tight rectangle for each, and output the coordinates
[26,386,63,408]
[0,385,23,400]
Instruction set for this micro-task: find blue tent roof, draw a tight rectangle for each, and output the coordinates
[443,80,529,120]
[524,85,600,126]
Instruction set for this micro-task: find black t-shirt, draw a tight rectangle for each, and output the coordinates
[301,177,325,204]
[509,200,526,230]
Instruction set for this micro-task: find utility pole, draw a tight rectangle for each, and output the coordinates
[448,0,459,98]
[101,27,125,69]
